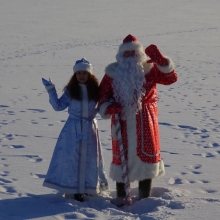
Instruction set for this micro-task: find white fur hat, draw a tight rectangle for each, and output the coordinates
[73,58,93,74]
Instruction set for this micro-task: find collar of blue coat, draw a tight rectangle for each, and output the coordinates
[79,83,87,87]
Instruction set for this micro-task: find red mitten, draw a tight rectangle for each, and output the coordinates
[145,44,168,66]
[106,103,122,115]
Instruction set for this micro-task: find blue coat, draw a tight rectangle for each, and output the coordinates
[43,84,109,194]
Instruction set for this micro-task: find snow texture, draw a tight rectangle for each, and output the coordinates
[0,0,220,219]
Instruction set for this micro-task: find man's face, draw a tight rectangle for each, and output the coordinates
[123,50,135,58]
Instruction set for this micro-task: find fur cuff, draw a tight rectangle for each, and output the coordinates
[99,102,112,119]
[156,57,174,73]
[45,84,55,92]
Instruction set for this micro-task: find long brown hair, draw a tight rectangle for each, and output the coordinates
[65,72,99,102]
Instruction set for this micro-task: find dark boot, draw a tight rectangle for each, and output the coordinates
[74,193,84,202]
[138,179,152,200]
[110,182,126,207]
[116,182,126,197]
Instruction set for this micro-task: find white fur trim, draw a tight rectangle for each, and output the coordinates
[109,160,165,182]
[118,42,144,54]
[143,61,154,74]
[79,84,88,117]
[105,62,118,78]
[43,181,100,195]
[45,84,55,92]
[156,57,174,73]
[73,63,93,74]
[99,102,111,119]
[105,62,153,78]
[109,110,165,182]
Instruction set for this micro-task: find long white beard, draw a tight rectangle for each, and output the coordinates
[112,51,147,119]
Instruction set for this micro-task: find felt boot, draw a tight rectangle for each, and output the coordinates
[64,193,84,202]
[138,179,152,200]
[116,182,126,198]
[110,182,126,207]
[74,193,84,202]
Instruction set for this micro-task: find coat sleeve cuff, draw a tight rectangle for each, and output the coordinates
[99,102,112,119]
[45,84,55,92]
[156,56,175,73]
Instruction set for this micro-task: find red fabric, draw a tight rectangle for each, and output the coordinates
[123,34,138,43]
[145,44,168,66]
[98,63,177,165]
[106,103,122,114]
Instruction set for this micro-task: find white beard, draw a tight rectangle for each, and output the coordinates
[112,51,147,119]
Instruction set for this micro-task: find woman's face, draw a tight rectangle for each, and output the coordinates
[75,71,89,84]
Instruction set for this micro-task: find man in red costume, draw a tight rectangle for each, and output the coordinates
[98,34,178,205]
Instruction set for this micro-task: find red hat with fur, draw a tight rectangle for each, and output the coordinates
[118,34,143,54]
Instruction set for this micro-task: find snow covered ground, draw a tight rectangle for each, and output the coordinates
[0,0,220,219]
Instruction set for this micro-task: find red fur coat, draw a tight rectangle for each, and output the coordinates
[98,59,178,182]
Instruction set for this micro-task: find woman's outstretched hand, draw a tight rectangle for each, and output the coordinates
[42,78,53,86]
[42,78,55,91]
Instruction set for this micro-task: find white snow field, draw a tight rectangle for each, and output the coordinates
[0,0,220,219]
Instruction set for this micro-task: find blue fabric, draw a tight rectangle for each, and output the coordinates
[75,58,90,65]
[42,78,55,92]
[42,78,52,86]
[43,86,109,194]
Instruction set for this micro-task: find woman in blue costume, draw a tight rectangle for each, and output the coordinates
[42,58,109,202]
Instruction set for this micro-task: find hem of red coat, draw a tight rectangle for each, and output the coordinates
[109,159,165,182]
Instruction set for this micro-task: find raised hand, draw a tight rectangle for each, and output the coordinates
[42,78,55,91]
[145,44,168,66]
[42,78,53,86]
